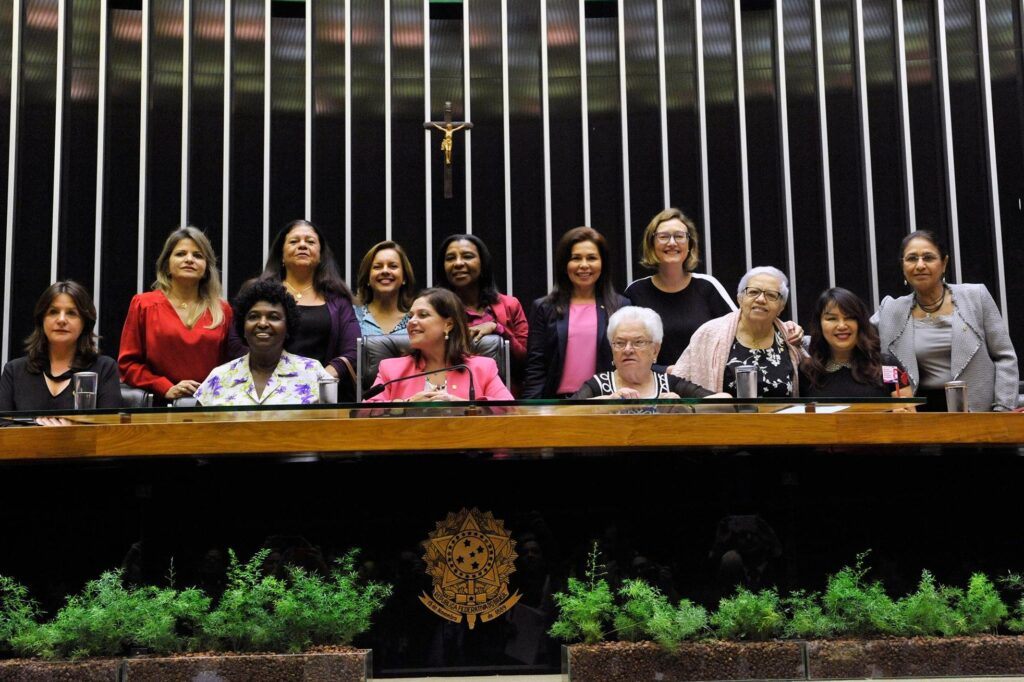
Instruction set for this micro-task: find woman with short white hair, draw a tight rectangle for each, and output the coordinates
[571,306,726,399]
[672,266,804,396]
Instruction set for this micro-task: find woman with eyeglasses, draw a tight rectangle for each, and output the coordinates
[873,230,1017,411]
[571,306,727,399]
[672,266,804,396]
[523,226,629,398]
[624,209,735,371]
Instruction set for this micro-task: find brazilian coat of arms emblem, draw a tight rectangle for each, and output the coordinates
[420,507,521,629]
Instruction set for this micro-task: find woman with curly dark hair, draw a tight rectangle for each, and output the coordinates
[435,233,529,393]
[195,279,333,406]
[800,287,911,399]
[0,281,121,414]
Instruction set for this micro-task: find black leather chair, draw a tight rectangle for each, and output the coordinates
[355,334,509,401]
[172,397,199,408]
[119,383,153,408]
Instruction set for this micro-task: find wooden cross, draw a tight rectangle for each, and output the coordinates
[424,101,473,199]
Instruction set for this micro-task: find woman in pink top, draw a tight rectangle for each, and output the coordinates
[523,227,630,398]
[366,288,513,402]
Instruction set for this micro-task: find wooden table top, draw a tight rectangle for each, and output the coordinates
[0,402,1020,461]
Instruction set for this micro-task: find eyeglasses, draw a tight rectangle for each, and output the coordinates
[611,339,653,350]
[741,287,782,302]
[903,254,941,264]
[655,232,688,244]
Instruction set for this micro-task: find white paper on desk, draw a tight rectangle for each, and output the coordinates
[775,404,848,414]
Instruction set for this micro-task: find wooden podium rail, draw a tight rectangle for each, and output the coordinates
[0,406,1021,462]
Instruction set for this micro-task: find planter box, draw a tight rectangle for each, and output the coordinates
[121,648,371,681]
[0,658,120,681]
[806,635,1024,679]
[564,640,805,682]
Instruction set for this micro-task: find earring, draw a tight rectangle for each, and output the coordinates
[903,279,908,286]
[444,330,450,340]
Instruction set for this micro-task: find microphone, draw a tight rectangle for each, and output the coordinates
[363,363,476,401]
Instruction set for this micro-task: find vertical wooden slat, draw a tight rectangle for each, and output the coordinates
[775,0,796,319]
[50,0,65,281]
[137,0,149,293]
[93,0,108,329]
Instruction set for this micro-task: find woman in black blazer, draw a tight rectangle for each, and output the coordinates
[523,227,629,398]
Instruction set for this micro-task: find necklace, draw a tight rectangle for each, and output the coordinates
[285,281,314,301]
[167,292,198,311]
[914,286,946,318]
[825,359,851,373]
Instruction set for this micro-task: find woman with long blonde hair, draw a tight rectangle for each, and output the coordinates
[119,226,232,402]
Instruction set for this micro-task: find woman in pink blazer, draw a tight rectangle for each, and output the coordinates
[366,288,513,402]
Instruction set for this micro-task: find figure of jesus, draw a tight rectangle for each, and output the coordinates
[429,122,468,165]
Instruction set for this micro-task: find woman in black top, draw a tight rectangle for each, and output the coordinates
[0,281,121,417]
[800,287,911,399]
[524,227,629,398]
[624,208,735,369]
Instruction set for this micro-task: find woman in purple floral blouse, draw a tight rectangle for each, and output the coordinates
[195,279,333,406]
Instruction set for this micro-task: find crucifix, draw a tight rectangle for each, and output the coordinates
[424,101,473,199]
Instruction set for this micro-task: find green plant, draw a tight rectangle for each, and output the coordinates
[897,570,961,636]
[999,573,1024,633]
[710,587,784,641]
[821,552,903,636]
[615,579,706,649]
[782,590,836,639]
[201,548,392,653]
[957,573,1007,635]
[549,543,616,644]
[10,569,209,660]
[0,576,41,655]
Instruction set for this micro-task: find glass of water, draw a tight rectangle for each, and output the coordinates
[73,372,98,410]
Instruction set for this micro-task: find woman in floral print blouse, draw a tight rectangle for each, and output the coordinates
[195,279,333,406]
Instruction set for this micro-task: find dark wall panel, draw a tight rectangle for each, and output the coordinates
[863,0,907,301]
[702,0,744,293]
[821,0,869,297]
[946,0,995,286]
[428,7,465,257]
[388,0,426,285]
[546,0,584,256]
[0,0,11,344]
[741,6,786,277]
[623,0,664,282]
[145,0,184,285]
[988,0,1024,340]
[10,0,58,354]
[227,0,264,293]
[268,16,305,233]
[904,0,949,256]
[468,0,508,290]
[507,0,544,305]
[0,0,1020,357]
[188,0,225,253]
[662,0,702,237]
[100,8,142,352]
[311,0,345,260]
[783,0,828,324]
[61,0,100,289]
[350,0,385,280]
[585,14,625,286]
